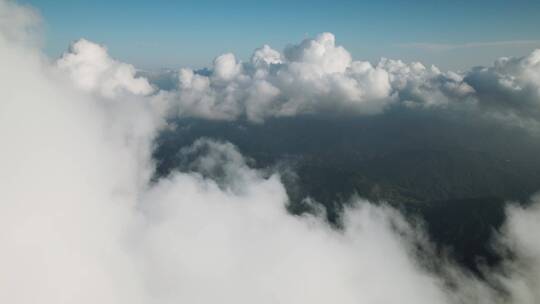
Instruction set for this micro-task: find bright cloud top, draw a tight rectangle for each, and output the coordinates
[57,33,477,122]
[165,32,475,122]
[54,29,540,126]
[57,39,154,98]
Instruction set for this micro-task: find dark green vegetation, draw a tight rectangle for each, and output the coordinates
[153,109,540,274]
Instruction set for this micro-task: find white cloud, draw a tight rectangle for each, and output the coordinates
[251,44,282,68]
[148,34,540,128]
[157,32,477,122]
[56,39,154,98]
[379,58,475,107]
[465,49,540,115]
[490,197,540,304]
[284,32,352,74]
[2,1,540,303]
[1,25,458,301]
[455,49,540,130]
[43,18,536,127]
[0,0,40,47]
[212,53,242,82]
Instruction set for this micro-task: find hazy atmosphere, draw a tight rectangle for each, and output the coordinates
[2,0,540,303]
[19,0,540,70]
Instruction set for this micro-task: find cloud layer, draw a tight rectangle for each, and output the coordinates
[1,1,540,303]
[53,23,540,128]
[162,33,476,122]
[466,50,540,119]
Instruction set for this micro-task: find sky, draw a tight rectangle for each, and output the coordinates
[19,0,540,70]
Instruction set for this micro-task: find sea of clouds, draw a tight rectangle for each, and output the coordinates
[1,1,540,303]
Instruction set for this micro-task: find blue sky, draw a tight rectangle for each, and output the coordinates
[20,0,540,70]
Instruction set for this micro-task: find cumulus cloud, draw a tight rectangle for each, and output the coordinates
[284,32,352,74]
[465,50,540,118]
[2,1,540,303]
[53,28,538,126]
[136,33,540,127]
[57,39,154,98]
[156,32,476,122]
[379,58,475,107]
[165,33,395,121]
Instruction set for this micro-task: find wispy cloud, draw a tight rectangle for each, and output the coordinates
[396,40,540,51]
